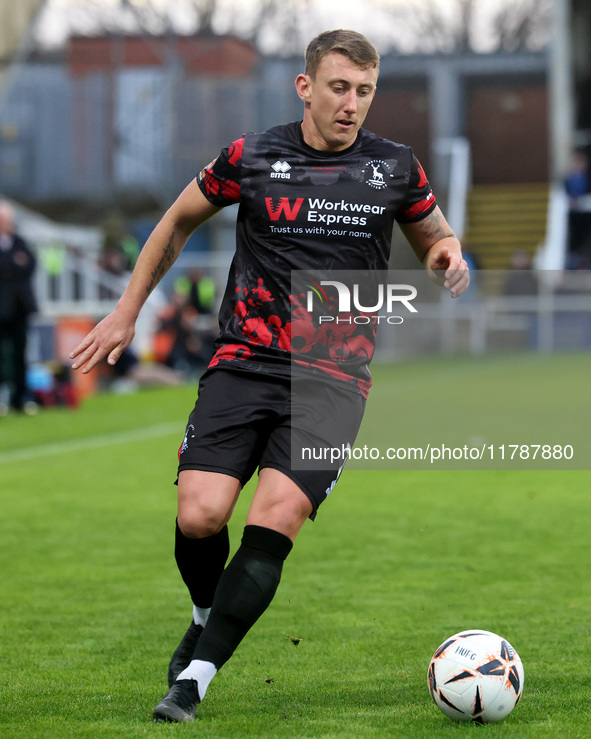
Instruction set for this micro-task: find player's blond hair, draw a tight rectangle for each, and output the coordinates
[305,30,380,79]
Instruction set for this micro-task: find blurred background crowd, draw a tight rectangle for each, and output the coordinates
[0,0,590,414]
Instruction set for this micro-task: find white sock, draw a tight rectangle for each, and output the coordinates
[193,605,211,628]
[176,659,217,701]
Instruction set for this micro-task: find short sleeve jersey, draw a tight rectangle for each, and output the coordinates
[198,121,436,396]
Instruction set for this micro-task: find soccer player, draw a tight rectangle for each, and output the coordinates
[70,29,470,722]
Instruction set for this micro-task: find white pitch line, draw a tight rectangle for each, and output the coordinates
[0,422,181,465]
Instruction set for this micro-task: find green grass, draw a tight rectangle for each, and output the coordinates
[1,352,590,737]
[357,351,591,470]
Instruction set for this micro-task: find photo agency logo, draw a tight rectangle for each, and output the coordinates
[304,279,418,325]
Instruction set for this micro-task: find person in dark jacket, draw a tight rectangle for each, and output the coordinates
[0,200,38,412]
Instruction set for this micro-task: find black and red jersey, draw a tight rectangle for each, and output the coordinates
[197,121,436,396]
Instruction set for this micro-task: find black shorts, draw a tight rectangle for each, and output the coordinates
[177,368,366,518]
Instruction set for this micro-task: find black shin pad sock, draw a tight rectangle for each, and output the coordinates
[174,519,230,608]
[193,524,293,669]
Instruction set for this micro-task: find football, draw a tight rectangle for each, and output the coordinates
[428,629,524,724]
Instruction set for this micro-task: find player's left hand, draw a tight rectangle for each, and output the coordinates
[70,307,136,374]
[427,246,470,298]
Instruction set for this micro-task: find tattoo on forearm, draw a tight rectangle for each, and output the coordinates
[418,211,455,243]
[146,231,176,295]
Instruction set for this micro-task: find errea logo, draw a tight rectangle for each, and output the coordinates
[271,161,291,179]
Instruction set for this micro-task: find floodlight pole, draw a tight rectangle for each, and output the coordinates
[549,0,575,182]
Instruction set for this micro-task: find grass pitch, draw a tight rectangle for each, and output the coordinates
[1,352,590,737]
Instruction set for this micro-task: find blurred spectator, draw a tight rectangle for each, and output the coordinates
[173,269,216,314]
[99,244,128,300]
[154,289,214,376]
[0,201,38,414]
[100,245,128,276]
[188,269,215,314]
[565,149,590,199]
[39,241,67,301]
[120,232,141,270]
[171,269,217,369]
[101,213,140,271]
[565,148,591,261]
[28,362,78,409]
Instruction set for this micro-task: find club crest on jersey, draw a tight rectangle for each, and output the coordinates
[364,159,392,190]
[270,161,291,179]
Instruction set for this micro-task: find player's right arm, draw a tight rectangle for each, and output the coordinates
[70,179,220,373]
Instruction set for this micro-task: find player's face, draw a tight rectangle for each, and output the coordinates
[297,52,378,152]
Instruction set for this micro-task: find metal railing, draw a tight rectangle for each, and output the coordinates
[375,270,591,360]
[34,244,126,319]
